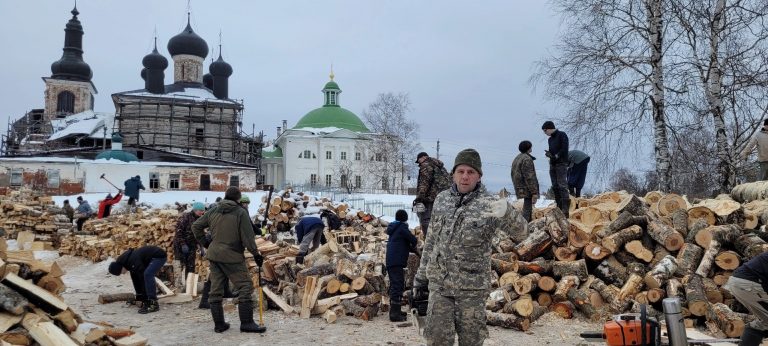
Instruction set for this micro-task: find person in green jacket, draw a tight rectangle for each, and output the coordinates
[192,187,265,334]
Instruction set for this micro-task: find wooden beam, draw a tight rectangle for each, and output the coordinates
[21,312,78,346]
[262,286,293,314]
[2,273,67,314]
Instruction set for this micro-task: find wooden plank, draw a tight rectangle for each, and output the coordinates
[684,328,738,346]
[21,312,78,346]
[0,312,22,333]
[2,273,67,313]
[262,286,294,314]
[154,278,174,296]
[300,276,317,318]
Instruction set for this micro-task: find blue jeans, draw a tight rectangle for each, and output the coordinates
[143,257,167,300]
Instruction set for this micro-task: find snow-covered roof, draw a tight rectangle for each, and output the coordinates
[281,127,369,139]
[0,156,258,169]
[48,110,115,141]
[119,86,239,105]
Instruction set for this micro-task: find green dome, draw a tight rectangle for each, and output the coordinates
[294,106,370,132]
[323,81,340,90]
[262,146,283,158]
[95,150,139,162]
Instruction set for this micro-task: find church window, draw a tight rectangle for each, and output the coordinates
[304,150,312,159]
[325,174,332,187]
[330,92,336,105]
[310,174,317,186]
[56,91,75,114]
[341,152,347,160]
[149,172,159,189]
[355,152,361,161]
[326,151,332,160]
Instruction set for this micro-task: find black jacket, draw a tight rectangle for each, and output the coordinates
[385,221,417,268]
[734,252,768,292]
[115,245,167,274]
[547,130,569,164]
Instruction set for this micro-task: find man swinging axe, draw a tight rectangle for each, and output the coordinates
[192,187,266,333]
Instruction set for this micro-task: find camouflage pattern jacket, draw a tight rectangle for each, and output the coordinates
[511,153,539,198]
[414,183,528,293]
[416,157,450,203]
[173,211,200,257]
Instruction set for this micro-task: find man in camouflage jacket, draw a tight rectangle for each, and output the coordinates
[172,202,206,289]
[415,152,451,236]
[511,140,539,222]
[414,149,528,346]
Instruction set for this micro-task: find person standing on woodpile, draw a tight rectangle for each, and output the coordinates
[414,152,452,237]
[74,196,93,232]
[542,120,570,217]
[97,190,123,219]
[724,252,768,345]
[413,148,528,346]
[172,202,206,291]
[741,119,768,181]
[123,175,145,212]
[511,140,539,222]
[567,150,590,198]
[386,209,418,322]
[108,245,167,314]
[192,187,266,333]
[62,199,74,223]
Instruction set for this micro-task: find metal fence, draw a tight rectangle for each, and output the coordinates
[292,185,417,221]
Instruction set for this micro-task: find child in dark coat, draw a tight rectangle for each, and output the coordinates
[108,245,167,314]
[386,209,418,322]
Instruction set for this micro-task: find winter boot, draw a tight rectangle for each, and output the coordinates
[138,299,159,314]
[389,303,406,322]
[198,280,211,309]
[210,302,230,333]
[238,301,266,333]
[739,326,764,346]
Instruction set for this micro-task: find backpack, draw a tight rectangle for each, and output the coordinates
[431,164,452,194]
[321,211,342,230]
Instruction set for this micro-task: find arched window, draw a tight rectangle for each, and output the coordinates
[56,91,75,114]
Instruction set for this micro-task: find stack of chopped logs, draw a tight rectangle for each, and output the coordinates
[0,189,72,245]
[0,240,146,345]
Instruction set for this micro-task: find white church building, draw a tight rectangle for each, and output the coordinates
[262,74,406,193]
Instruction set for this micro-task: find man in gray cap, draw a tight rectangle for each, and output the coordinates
[413,148,528,346]
[414,152,451,236]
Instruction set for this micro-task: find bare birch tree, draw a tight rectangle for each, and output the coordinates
[360,92,421,193]
[531,0,675,191]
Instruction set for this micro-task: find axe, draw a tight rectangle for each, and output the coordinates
[100,173,120,190]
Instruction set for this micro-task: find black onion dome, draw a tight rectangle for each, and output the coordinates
[140,68,147,80]
[167,16,208,58]
[203,73,213,88]
[209,53,232,77]
[50,6,93,81]
[142,44,168,70]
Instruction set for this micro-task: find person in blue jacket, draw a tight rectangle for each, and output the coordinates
[123,175,146,212]
[386,209,418,322]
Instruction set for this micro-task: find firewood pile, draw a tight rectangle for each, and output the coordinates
[0,243,146,345]
[484,188,764,337]
[0,189,72,244]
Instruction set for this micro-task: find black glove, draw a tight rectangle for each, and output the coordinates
[202,233,212,248]
[254,253,264,267]
[545,150,554,159]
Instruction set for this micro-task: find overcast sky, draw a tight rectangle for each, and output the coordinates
[0,1,567,192]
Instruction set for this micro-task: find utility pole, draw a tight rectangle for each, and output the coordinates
[436,139,440,160]
[401,154,405,195]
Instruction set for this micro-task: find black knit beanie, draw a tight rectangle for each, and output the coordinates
[542,121,556,130]
[108,262,123,276]
[224,186,241,202]
[395,209,408,222]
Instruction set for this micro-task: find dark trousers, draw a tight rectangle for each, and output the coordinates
[208,260,253,304]
[130,257,167,300]
[567,158,590,197]
[387,266,405,305]
[522,197,533,222]
[76,217,88,232]
[550,162,570,217]
[417,202,434,237]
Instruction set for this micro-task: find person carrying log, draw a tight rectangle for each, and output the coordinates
[172,202,205,291]
[192,187,266,334]
[567,150,590,198]
[74,196,93,232]
[108,245,167,314]
[414,148,528,346]
[414,151,452,237]
[62,199,74,223]
[741,119,768,181]
[123,175,145,212]
[511,140,539,222]
[723,252,768,345]
[386,209,418,322]
[97,190,123,219]
[542,120,570,217]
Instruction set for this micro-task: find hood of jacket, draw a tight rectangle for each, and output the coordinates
[216,199,240,214]
[386,221,404,236]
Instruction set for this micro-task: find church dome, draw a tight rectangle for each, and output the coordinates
[209,54,232,77]
[95,150,139,162]
[294,74,369,132]
[142,42,168,70]
[167,16,208,58]
[50,7,92,82]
